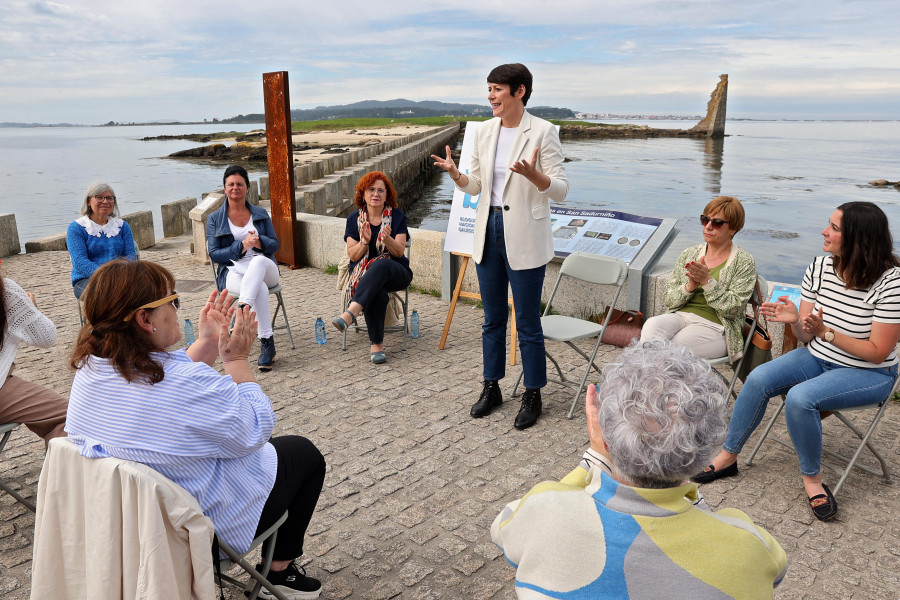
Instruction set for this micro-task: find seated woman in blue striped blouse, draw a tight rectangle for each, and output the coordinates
[66,259,325,599]
[693,202,900,522]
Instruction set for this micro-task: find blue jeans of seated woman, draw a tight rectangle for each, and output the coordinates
[724,346,897,476]
[352,258,413,345]
[475,209,547,390]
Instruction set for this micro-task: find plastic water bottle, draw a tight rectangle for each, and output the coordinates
[315,317,326,344]
[410,310,420,338]
[184,319,195,346]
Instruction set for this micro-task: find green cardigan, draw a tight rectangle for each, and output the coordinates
[663,243,757,362]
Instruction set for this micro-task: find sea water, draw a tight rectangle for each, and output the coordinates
[406,120,900,283]
[3,120,899,284]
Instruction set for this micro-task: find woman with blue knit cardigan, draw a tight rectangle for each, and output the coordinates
[66,182,137,299]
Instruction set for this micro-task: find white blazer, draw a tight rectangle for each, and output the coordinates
[458,110,568,270]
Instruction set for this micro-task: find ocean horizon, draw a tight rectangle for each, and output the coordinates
[3,119,899,284]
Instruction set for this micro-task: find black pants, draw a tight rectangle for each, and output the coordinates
[352,258,413,345]
[254,436,326,561]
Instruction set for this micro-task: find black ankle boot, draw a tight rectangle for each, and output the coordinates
[257,336,276,371]
[514,388,542,430]
[471,380,502,418]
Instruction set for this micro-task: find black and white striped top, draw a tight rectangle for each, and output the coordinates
[802,256,900,368]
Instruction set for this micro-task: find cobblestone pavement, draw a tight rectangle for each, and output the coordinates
[1,235,899,599]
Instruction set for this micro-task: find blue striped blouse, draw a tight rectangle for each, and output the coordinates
[66,349,277,553]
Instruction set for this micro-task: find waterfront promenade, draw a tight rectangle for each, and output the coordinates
[1,235,898,599]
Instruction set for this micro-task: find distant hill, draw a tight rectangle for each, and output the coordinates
[221,99,575,123]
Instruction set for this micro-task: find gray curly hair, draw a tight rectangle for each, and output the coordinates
[80,182,120,217]
[597,338,727,489]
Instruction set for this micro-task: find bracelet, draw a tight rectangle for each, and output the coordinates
[452,171,462,182]
[792,317,802,327]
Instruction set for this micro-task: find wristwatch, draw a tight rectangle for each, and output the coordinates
[822,329,835,343]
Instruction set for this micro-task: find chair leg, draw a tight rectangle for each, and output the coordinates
[217,538,290,600]
[744,397,785,466]
[511,370,525,399]
[0,429,36,512]
[567,339,604,420]
[273,291,295,349]
[829,404,892,496]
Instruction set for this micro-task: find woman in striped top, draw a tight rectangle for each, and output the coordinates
[692,202,900,521]
[66,259,325,598]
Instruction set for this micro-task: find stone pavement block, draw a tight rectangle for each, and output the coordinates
[3,234,900,598]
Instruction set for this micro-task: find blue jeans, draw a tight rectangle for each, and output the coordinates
[724,347,897,476]
[475,209,547,389]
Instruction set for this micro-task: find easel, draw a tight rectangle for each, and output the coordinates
[439,252,518,365]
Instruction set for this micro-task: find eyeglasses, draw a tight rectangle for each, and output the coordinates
[94,195,116,204]
[123,292,179,322]
[700,215,728,228]
[366,187,387,196]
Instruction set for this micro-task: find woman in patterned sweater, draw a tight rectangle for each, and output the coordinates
[694,202,900,521]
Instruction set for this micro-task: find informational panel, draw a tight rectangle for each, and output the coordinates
[551,207,662,264]
[443,121,482,255]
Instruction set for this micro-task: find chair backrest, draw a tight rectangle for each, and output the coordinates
[32,438,216,599]
[558,252,628,286]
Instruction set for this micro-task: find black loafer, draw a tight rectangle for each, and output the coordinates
[691,461,738,484]
[808,484,838,521]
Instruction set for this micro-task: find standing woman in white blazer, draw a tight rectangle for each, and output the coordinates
[432,63,568,430]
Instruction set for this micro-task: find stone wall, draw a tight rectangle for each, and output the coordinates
[0,214,20,257]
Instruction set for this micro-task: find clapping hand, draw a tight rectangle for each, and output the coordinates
[360,221,372,245]
[242,230,261,251]
[801,307,826,337]
[220,304,257,364]
[685,256,711,285]
[198,289,234,340]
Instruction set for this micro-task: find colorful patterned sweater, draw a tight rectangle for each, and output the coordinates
[491,460,787,599]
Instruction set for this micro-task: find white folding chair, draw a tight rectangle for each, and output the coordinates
[340,239,412,351]
[512,252,629,419]
[211,260,296,349]
[707,275,768,399]
[744,375,898,497]
[0,422,36,512]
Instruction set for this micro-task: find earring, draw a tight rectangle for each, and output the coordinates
[152,328,157,332]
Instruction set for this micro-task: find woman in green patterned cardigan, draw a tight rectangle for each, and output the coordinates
[640,196,757,361]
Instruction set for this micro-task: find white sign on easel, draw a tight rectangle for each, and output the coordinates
[443,121,482,254]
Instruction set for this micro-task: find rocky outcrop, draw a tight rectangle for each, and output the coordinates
[690,74,728,138]
[869,179,900,188]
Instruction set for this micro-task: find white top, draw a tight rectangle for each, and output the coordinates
[490,126,519,207]
[1,278,57,385]
[227,218,256,272]
[802,255,900,368]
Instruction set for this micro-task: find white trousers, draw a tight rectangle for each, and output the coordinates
[225,255,280,338]
[639,311,727,359]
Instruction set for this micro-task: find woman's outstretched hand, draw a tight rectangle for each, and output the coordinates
[761,296,800,325]
[431,145,457,173]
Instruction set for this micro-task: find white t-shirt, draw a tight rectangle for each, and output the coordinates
[490,126,519,207]
[227,219,257,273]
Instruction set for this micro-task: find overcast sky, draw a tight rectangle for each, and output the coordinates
[2,0,898,124]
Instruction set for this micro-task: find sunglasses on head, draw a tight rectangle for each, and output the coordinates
[123,292,180,322]
[700,215,728,228]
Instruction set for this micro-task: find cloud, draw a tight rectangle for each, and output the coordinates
[1,0,898,122]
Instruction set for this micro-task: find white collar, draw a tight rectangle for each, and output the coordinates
[76,215,124,238]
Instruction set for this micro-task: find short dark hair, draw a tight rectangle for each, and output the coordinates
[487,63,533,106]
[223,165,250,187]
[834,201,900,290]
